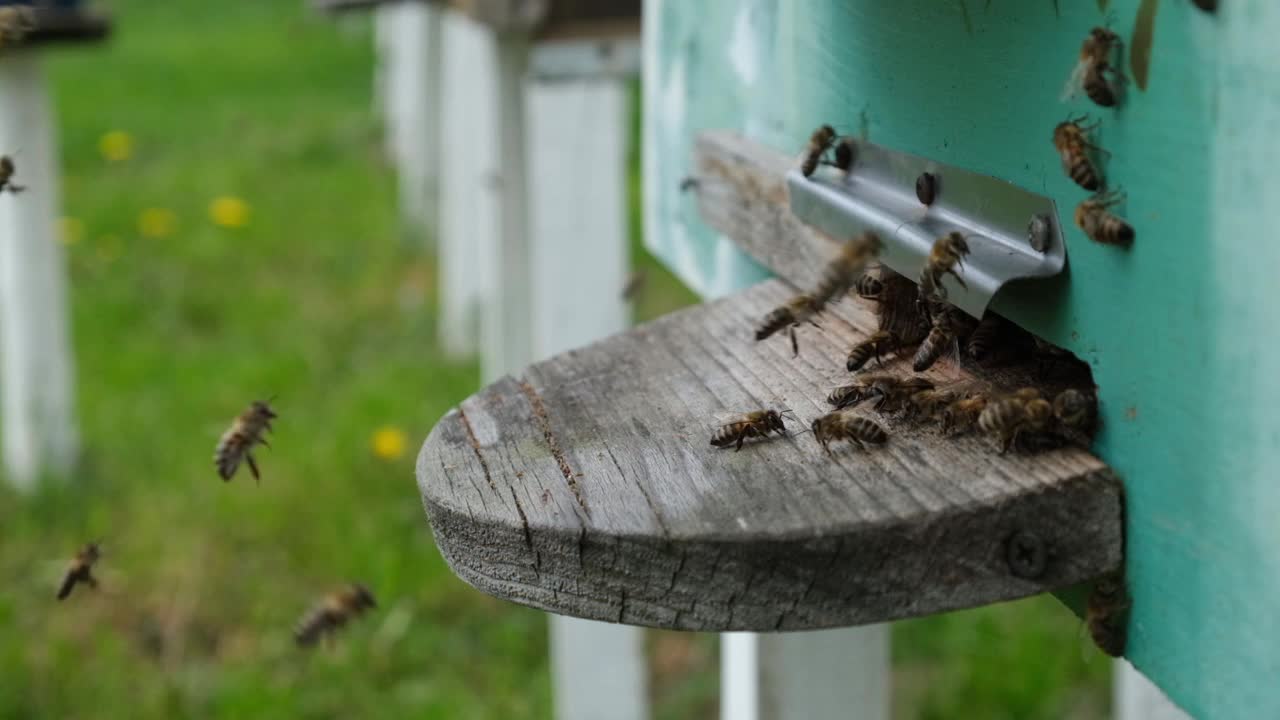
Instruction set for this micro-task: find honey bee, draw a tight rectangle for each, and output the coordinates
[1075,191,1134,245]
[828,375,890,410]
[832,137,856,173]
[0,155,25,194]
[912,322,954,373]
[755,294,821,357]
[978,390,1053,454]
[846,330,899,372]
[1085,572,1129,657]
[57,542,101,601]
[904,388,958,422]
[812,232,882,307]
[940,394,988,435]
[919,232,971,301]
[1052,116,1106,192]
[1053,388,1097,432]
[295,583,378,647]
[811,411,888,455]
[965,314,1003,362]
[710,409,792,451]
[853,273,883,300]
[214,400,278,483]
[872,376,935,413]
[1064,27,1124,108]
[801,124,838,177]
[0,6,35,48]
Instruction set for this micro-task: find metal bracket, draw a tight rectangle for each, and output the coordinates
[787,139,1066,319]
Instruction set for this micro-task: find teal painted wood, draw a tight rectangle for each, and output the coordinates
[644,1,1280,717]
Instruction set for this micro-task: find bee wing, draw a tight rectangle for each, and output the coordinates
[1060,60,1089,102]
[712,411,753,427]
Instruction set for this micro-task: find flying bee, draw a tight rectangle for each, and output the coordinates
[57,542,101,601]
[979,391,1053,454]
[800,124,838,177]
[904,388,958,422]
[1085,572,1130,657]
[919,232,971,301]
[1063,26,1124,108]
[1075,191,1134,245]
[0,155,25,194]
[812,232,882,307]
[965,314,1003,362]
[941,394,988,435]
[1052,116,1107,191]
[710,409,793,451]
[755,294,821,357]
[214,399,278,484]
[832,137,857,173]
[846,330,899,372]
[0,6,35,48]
[295,583,378,647]
[853,273,883,300]
[1053,388,1097,432]
[811,411,888,455]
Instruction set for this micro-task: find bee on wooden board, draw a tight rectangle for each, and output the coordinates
[812,232,882,307]
[1053,388,1097,432]
[1063,26,1125,108]
[852,273,883,301]
[1086,572,1130,657]
[214,399,278,483]
[0,155,25,194]
[904,388,958,422]
[870,375,935,413]
[941,394,988,435]
[1075,191,1134,246]
[965,314,1003,362]
[0,6,35,48]
[1052,116,1108,192]
[295,583,377,647]
[978,389,1053,454]
[800,124,838,177]
[811,410,888,455]
[710,409,794,452]
[57,542,101,601]
[846,330,899,372]
[755,294,821,357]
[913,305,975,373]
[828,375,891,410]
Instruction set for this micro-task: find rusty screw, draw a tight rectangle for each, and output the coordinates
[1027,214,1052,252]
[1006,531,1048,579]
[915,172,938,205]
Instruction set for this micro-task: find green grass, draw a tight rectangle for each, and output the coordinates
[0,2,1107,717]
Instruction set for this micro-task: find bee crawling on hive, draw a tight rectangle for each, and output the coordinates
[902,388,959,423]
[831,136,857,174]
[852,273,883,301]
[57,542,101,601]
[1076,191,1135,246]
[1063,26,1125,108]
[1052,115,1108,192]
[295,583,378,648]
[800,124,838,177]
[710,408,795,452]
[978,388,1054,454]
[811,410,888,455]
[919,232,972,302]
[0,155,25,194]
[913,303,975,373]
[965,313,1004,363]
[1085,571,1130,657]
[846,330,899,372]
[1053,387,1097,433]
[214,399,278,484]
[755,294,821,357]
[940,393,989,436]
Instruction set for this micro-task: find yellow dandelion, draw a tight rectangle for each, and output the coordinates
[371,426,408,461]
[98,130,134,163]
[57,217,84,245]
[208,195,250,229]
[138,208,177,238]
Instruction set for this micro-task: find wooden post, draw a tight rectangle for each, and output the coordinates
[1116,664,1192,720]
[0,52,77,488]
[723,630,889,720]
[525,56,644,720]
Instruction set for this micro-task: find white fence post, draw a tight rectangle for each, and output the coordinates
[378,0,441,238]
[1116,662,1192,720]
[525,60,645,720]
[0,53,77,488]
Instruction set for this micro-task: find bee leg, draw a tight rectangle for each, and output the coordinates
[735,433,745,452]
[246,453,261,484]
[86,571,99,590]
[789,326,799,358]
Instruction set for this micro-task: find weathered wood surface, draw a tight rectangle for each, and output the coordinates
[418,279,1122,632]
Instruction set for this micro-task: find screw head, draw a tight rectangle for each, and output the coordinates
[1006,531,1048,579]
[1027,214,1051,252]
[915,172,938,205]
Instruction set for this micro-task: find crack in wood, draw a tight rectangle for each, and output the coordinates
[509,487,539,578]
[518,379,588,514]
[458,408,499,494]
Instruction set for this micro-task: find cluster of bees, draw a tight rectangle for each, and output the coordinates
[54,395,376,645]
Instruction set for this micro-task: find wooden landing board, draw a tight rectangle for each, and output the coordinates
[417,279,1122,632]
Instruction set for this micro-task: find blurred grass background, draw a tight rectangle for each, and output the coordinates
[0,0,1109,717]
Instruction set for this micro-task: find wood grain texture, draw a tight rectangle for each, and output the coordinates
[418,279,1122,632]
